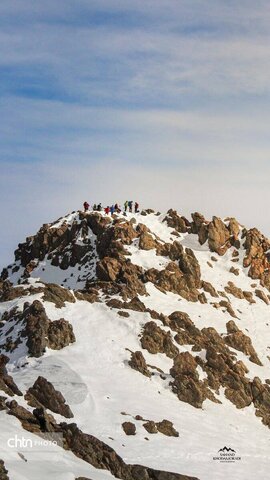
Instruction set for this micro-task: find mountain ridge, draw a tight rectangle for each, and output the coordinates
[0,207,270,480]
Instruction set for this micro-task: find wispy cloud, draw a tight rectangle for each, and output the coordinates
[1,1,270,268]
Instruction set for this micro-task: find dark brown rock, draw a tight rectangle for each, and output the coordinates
[122,422,136,435]
[129,351,151,377]
[47,318,76,350]
[25,376,73,418]
[0,460,9,480]
[141,322,178,359]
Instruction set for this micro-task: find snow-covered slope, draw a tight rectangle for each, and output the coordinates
[1,208,270,480]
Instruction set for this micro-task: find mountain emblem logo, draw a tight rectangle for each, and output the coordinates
[218,447,236,453]
[213,446,241,463]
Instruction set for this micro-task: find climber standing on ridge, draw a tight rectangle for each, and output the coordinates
[110,204,115,216]
[124,200,128,213]
[97,203,102,212]
[128,200,133,212]
[135,202,139,213]
[104,206,110,215]
[83,201,90,212]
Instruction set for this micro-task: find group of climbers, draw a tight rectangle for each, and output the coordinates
[83,201,139,215]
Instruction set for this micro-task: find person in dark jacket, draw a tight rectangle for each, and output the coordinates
[110,205,115,215]
[83,201,90,212]
[128,201,133,212]
[124,200,128,213]
[97,203,102,211]
[135,202,139,213]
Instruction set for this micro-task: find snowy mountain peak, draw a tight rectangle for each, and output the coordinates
[1,207,270,480]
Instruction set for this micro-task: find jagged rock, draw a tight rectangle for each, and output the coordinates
[178,248,201,289]
[202,281,218,297]
[137,224,159,250]
[156,420,179,437]
[243,228,270,290]
[255,289,269,305]
[170,352,197,377]
[129,351,151,377]
[7,400,41,433]
[25,376,73,418]
[47,318,76,350]
[243,291,255,304]
[96,257,122,282]
[145,262,200,302]
[143,421,158,434]
[141,322,178,359]
[224,281,244,299]
[224,322,262,365]
[229,266,239,276]
[208,217,230,255]
[24,300,50,357]
[42,283,75,308]
[0,460,9,480]
[164,209,189,233]
[251,377,270,426]
[157,241,185,261]
[122,422,136,435]
[190,213,208,244]
[218,300,237,318]
[0,354,22,397]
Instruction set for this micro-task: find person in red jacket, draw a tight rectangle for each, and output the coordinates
[83,201,90,212]
[104,206,110,215]
[135,202,139,213]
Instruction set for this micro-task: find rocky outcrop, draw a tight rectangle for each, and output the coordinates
[42,283,75,308]
[243,228,270,290]
[164,209,190,233]
[22,300,75,357]
[0,354,22,397]
[25,376,73,418]
[224,321,262,365]
[129,351,152,377]
[0,460,9,480]
[24,300,50,357]
[170,352,212,408]
[47,318,76,350]
[141,322,178,359]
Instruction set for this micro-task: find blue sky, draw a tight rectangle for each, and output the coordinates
[1,0,270,269]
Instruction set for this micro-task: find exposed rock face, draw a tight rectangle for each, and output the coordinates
[60,422,198,480]
[170,352,211,408]
[47,318,76,350]
[22,300,76,357]
[25,376,73,418]
[0,354,22,397]
[42,283,75,308]
[191,212,208,245]
[208,217,231,255]
[122,421,136,435]
[141,322,178,359]
[164,209,189,233]
[24,300,50,357]
[243,228,270,290]
[145,255,201,302]
[224,321,262,365]
[0,460,9,480]
[129,351,152,377]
